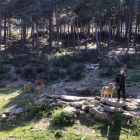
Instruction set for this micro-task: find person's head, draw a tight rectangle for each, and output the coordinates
[120,68,124,75]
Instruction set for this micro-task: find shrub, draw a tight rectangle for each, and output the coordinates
[0,75,5,80]
[55,130,63,138]
[49,68,66,81]
[36,65,46,73]
[15,67,21,74]
[129,71,140,82]
[50,108,76,126]
[67,66,74,75]
[130,117,140,136]
[0,82,6,88]
[0,64,10,74]
[119,54,140,68]
[70,64,85,81]
[21,65,35,79]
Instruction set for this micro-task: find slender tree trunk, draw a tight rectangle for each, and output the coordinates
[4,10,7,50]
[77,20,80,51]
[127,12,131,53]
[125,14,129,43]
[85,23,88,50]
[36,23,39,55]
[49,3,53,51]
[60,23,61,40]
[105,24,107,43]
[92,23,94,33]
[64,24,65,34]
[108,18,111,49]
[22,21,26,52]
[32,25,35,50]
[55,5,60,52]
[71,24,73,47]
[113,19,116,47]
[68,24,69,48]
[8,18,11,38]
[99,21,102,45]
[73,20,75,50]
[121,19,123,38]
[134,17,138,47]
[117,0,120,43]
[95,23,101,55]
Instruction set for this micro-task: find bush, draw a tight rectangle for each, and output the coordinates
[130,117,140,136]
[15,67,21,74]
[0,82,6,88]
[50,108,76,126]
[55,130,63,138]
[0,64,10,74]
[49,68,65,81]
[21,65,35,79]
[119,54,140,68]
[129,71,140,82]
[70,64,85,81]
[36,65,46,73]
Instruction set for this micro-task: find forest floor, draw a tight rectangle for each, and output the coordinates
[0,45,140,139]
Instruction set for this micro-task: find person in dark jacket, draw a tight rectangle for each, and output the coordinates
[116,68,126,102]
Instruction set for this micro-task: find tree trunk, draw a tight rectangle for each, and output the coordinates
[92,23,94,33]
[95,23,101,55]
[32,25,35,50]
[36,23,39,55]
[77,20,80,51]
[60,23,61,40]
[108,18,111,49]
[117,0,120,43]
[105,24,107,43]
[55,4,60,52]
[68,24,69,48]
[22,21,26,52]
[8,18,11,38]
[134,17,138,47]
[113,19,116,47]
[127,12,131,53]
[49,3,53,51]
[4,10,7,50]
[85,24,88,50]
[99,21,102,45]
[73,20,75,49]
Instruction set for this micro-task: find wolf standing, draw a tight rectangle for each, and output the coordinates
[116,68,126,102]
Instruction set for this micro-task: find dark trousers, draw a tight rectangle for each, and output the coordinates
[117,85,126,100]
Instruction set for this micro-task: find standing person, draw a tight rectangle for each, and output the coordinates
[116,68,126,102]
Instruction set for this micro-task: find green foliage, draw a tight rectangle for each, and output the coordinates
[120,54,140,68]
[0,82,6,88]
[0,64,10,74]
[70,64,85,81]
[112,112,122,126]
[50,107,76,126]
[130,117,140,136]
[129,70,140,82]
[49,68,66,81]
[36,65,46,73]
[21,65,35,79]
[55,130,63,139]
[15,67,21,74]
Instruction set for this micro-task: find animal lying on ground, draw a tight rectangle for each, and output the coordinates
[35,79,45,85]
[100,83,116,100]
[24,82,33,93]
[51,85,57,94]
[36,84,44,93]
